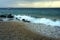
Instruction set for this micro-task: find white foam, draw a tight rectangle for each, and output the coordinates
[14,15,60,26]
[2,18,9,21]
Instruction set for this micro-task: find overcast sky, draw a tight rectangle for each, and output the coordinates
[0,0,60,8]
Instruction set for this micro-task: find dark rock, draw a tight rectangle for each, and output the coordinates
[22,19,25,21]
[0,14,14,18]
[22,19,30,23]
[16,18,20,21]
[7,14,14,18]
[53,19,56,21]
[0,15,6,18]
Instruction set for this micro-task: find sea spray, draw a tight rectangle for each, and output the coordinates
[14,15,60,26]
[14,15,35,21]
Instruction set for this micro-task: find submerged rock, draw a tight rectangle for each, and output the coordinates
[16,18,20,21]
[53,19,56,21]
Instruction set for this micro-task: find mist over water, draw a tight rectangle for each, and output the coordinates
[14,15,60,26]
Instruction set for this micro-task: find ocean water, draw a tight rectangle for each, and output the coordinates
[0,8,60,26]
[14,15,60,26]
[0,8,60,16]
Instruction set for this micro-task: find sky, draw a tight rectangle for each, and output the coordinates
[0,0,60,8]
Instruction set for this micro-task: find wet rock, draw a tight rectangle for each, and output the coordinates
[0,15,6,18]
[16,18,20,21]
[7,14,14,18]
[53,19,56,21]
[22,19,30,23]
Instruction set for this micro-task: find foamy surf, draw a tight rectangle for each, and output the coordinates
[14,15,60,27]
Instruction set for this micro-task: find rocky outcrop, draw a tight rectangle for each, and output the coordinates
[0,14,14,18]
[0,15,6,18]
[7,14,14,18]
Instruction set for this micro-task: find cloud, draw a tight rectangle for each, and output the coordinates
[0,0,60,7]
[10,1,60,8]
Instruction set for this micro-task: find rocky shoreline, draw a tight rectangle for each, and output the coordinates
[0,14,31,23]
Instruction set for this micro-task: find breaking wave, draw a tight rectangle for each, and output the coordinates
[14,15,60,26]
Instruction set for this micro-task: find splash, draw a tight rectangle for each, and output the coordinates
[14,15,60,26]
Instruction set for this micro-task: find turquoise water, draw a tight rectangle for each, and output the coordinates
[0,8,60,26]
[0,8,60,17]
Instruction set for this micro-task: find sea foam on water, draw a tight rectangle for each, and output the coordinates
[14,15,60,26]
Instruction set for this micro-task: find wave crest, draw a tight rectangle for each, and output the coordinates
[14,15,60,26]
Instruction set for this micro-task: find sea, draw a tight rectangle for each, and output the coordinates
[0,8,60,26]
[0,8,60,16]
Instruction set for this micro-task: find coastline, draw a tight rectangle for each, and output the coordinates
[0,21,60,40]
